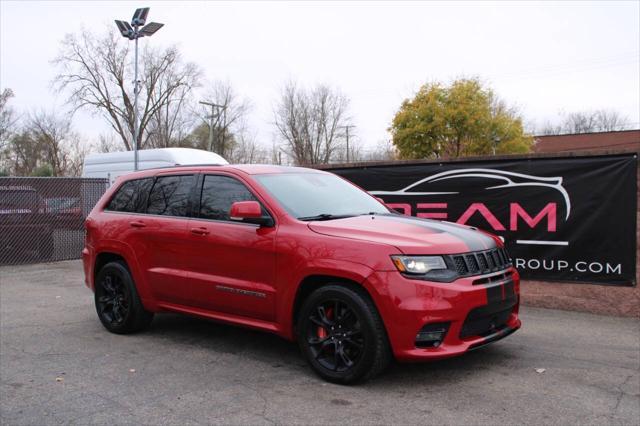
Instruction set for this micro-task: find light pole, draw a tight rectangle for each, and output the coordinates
[115,8,164,171]
[199,101,226,154]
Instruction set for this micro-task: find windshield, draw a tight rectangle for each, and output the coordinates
[254,173,389,220]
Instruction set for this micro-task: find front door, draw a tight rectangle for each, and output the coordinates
[184,174,277,321]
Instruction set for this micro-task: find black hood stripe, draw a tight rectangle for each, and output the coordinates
[377,214,496,252]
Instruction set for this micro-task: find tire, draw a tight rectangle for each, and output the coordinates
[94,261,153,334]
[297,284,392,384]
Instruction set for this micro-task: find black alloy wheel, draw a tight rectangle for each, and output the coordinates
[297,285,392,384]
[94,261,153,334]
[307,299,365,373]
[96,272,129,326]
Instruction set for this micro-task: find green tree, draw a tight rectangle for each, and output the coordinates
[31,164,53,177]
[390,78,532,159]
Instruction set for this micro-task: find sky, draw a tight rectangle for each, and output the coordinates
[1,0,639,153]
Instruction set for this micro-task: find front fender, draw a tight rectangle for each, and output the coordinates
[276,258,380,340]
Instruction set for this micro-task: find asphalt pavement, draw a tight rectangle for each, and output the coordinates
[1,260,639,425]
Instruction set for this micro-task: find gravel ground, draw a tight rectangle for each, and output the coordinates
[1,260,639,425]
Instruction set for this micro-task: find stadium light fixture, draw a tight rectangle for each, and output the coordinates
[114,7,164,171]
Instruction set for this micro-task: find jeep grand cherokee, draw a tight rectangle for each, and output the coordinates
[83,165,521,384]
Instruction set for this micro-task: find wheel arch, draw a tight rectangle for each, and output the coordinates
[289,273,384,340]
[92,245,155,310]
[94,252,127,281]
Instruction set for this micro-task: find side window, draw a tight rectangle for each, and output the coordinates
[199,175,260,221]
[147,175,195,217]
[106,178,153,213]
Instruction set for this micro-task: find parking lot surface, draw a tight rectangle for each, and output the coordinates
[1,260,639,425]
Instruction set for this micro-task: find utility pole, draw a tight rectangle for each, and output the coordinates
[492,136,501,156]
[199,101,225,154]
[340,125,356,162]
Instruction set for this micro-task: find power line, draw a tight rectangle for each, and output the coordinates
[492,52,640,81]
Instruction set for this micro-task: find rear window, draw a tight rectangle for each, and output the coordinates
[106,178,153,213]
[147,175,195,217]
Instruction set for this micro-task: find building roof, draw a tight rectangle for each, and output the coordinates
[533,129,640,153]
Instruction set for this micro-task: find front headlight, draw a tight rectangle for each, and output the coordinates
[391,255,447,274]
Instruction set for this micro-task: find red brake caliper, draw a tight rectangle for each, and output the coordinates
[317,307,333,339]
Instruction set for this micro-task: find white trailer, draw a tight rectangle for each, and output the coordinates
[82,148,228,186]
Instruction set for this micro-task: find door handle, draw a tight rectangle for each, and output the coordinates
[190,227,210,236]
[129,221,146,228]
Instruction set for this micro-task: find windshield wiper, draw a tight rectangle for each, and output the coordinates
[298,213,355,222]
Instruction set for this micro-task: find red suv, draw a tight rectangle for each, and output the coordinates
[83,165,521,383]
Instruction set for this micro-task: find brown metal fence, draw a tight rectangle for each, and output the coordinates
[0,177,108,266]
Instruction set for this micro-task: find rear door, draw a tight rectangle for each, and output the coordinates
[132,173,197,305]
[184,173,277,321]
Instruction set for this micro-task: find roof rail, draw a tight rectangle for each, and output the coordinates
[143,163,228,171]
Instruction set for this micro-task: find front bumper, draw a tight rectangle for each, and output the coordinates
[365,267,521,362]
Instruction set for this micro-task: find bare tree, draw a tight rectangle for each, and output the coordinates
[0,88,18,148]
[594,110,629,132]
[0,88,19,172]
[28,110,85,177]
[364,139,397,162]
[65,137,93,177]
[539,109,631,135]
[146,58,200,148]
[273,82,351,165]
[226,133,270,164]
[196,81,251,157]
[53,29,201,151]
[98,133,121,153]
[332,138,363,163]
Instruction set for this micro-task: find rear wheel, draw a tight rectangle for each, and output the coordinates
[95,261,153,334]
[297,285,391,384]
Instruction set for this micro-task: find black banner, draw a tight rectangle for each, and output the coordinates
[330,154,637,286]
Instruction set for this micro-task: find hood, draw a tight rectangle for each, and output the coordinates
[308,214,498,255]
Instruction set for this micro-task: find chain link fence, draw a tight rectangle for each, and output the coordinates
[0,177,108,266]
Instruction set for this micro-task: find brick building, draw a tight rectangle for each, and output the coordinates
[534,129,640,153]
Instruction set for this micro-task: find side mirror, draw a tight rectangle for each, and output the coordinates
[229,201,274,227]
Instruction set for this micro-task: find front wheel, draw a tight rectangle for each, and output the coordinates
[95,261,153,334]
[297,285,392,384]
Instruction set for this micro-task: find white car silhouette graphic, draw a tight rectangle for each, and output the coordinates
[369,168,571,220]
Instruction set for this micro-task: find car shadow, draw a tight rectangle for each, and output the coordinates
[145,313,519,386]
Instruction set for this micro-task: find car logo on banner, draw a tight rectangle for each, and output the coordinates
[369,168,572,247]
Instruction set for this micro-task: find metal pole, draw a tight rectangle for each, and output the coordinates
[208,105,215,152]
[220,107,226,157]
[133,31,139,171]
[345,126,350,163]
[340,125,355,163]
[199,101,225,154]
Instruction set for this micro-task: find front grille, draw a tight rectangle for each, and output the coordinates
[466,254,480,273]
[453,256,467,275]
[448,247,511,277]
